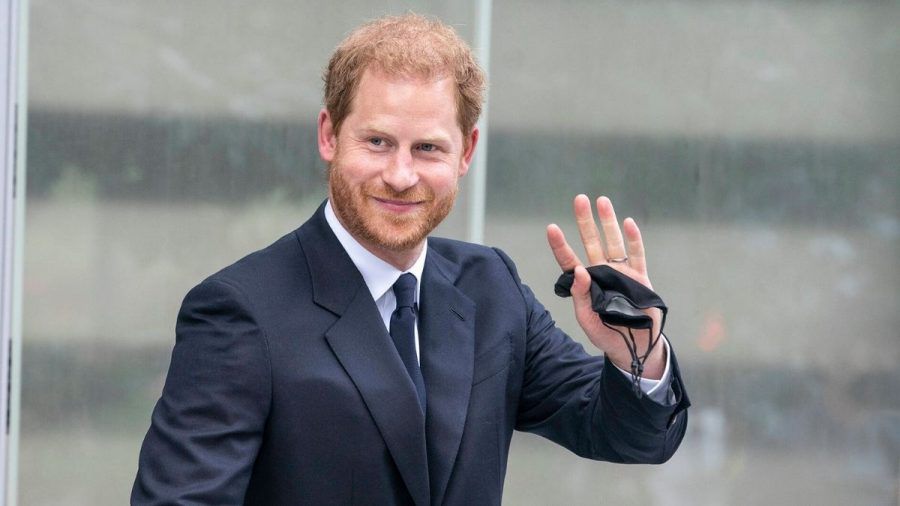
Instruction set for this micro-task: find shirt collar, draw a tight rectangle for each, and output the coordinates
[324,200,427,303]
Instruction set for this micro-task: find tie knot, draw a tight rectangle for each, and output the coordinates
[392,273,417,310]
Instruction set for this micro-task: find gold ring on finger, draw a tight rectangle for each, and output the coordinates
[607,256,628,263]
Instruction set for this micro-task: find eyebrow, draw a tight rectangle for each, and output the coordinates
[356,125,454,148]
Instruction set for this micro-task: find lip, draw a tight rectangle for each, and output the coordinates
[371,196,424,213]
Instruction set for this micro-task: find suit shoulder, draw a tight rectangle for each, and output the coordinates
[428,237,524,288]
[199,228,308,295]
[428,236,507,266]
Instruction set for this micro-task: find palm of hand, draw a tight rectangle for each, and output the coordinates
[547,195,665,377]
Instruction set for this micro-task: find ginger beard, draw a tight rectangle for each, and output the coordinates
[328,157,458,253]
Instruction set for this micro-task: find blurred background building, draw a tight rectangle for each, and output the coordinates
[5,0,899,504]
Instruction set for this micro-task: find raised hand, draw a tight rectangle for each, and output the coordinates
[546,194,666,379]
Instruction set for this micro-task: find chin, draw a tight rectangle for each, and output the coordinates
[365,222,430,252]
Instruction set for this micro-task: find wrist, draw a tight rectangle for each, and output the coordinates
[602,331,666,380]
[640,341,666,380]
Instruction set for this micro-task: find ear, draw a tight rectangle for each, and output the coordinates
[318,108,337,162]
[457,127,479,177]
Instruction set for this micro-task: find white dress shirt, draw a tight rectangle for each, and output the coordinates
[324,200,673,404]
[325,201,427,363]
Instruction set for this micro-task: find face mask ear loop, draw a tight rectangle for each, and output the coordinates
[603,310,667,398]
[627,327,644,397]
[636,311,666,397]
[602,321,644,398]
[639,311,666,363]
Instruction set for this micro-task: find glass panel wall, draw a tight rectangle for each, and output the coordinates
[19,1,900,505]
[21,2,474,504]
[487,1,900,505]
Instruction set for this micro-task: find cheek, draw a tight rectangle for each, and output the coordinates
[422,169,460,194]
[333,151,384,184]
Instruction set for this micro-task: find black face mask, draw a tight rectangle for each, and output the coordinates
[554,265,667,330]
[554,265,668,397]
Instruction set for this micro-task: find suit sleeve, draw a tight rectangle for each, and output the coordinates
[494,248,690,464]
[132,278,272,505]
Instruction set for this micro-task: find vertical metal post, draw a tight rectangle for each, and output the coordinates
[0,0,25,504]
[466,0,492,245]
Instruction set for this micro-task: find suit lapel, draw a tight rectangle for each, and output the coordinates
[297,204,431,506]
[325,290,430,506]
[419,248,476,506]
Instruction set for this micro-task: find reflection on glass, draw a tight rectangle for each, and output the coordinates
[487,1,899,505]
[20,0,900,504]
[21,1,473,503]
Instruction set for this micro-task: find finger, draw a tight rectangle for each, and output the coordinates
[597,196,626,261]
[573,194,606,265]
[623,217,648,275]
[570,265,595,313]
[546,224,583,272]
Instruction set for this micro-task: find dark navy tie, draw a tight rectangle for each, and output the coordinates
[390,273,426,413]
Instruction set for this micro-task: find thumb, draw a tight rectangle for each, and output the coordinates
[570,265,594,313]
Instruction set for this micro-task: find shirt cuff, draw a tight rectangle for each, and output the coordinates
[612,334,675,405]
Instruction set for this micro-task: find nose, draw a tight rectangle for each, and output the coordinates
[381,149,419,192]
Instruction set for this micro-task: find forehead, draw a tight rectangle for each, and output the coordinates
[348,69,460,132]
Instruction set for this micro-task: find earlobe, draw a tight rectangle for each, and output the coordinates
[318,109,337,162]
[459,127,480,177]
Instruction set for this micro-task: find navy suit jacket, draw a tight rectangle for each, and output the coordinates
[132,203,689,505]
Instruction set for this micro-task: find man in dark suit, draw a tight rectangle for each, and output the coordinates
[132,13,689,505]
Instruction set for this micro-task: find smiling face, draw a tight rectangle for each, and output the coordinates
[318,69,478,268]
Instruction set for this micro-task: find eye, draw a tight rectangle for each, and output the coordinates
[417,143,436,152]
[369,137,384,146]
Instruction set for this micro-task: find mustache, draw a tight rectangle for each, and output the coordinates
[366,184,433,203]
